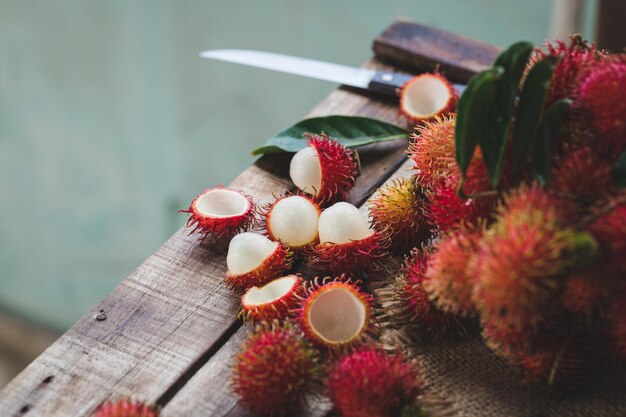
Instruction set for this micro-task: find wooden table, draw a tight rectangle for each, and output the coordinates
[2,19,625,417]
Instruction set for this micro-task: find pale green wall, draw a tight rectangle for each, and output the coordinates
[0,0,597,330]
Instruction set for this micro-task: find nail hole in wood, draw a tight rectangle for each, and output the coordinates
[42,375,54,384]
[95,311,107,321]
[19,404,30,414]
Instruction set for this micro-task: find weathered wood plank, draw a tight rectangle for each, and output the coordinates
[0,56,409,416]
[373,17,502,83]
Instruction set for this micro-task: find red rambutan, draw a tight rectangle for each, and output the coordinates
[225,232,293,291]
[327,348,423,417]
[307,202,389,276]
[588,196,626,280]
[299,277,373,350]
[262,194,321,249]
[399,72,458,127]
[368,176,433,254]
[407,114,456,188]
[179,186,255,241]
[289,133,360,205]
[231,322,319,416]
[424,226,482,316]
[92,399,159,417]
[499,183,580,226]
[561,273,603,316]
[240,275,304,322]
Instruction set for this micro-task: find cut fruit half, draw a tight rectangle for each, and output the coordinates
[180,186,255,241]
[399,72,457,126]
[264,195,321,249]
[300,278,372,349]
[226,232,293,291]
[241,275,304,322]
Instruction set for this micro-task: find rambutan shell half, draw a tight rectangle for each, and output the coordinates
[399,72,458,126]
[299,278,372,350]
[240,275,304,322]
[92,398,159,417]
[179,186,255,241]
[264,195,321,249]
[226,232,293,291]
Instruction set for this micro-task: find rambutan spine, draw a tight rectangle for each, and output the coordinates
[92,398,159,417]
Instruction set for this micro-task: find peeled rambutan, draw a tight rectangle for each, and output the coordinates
[424,226,482,316]
[289,133,360,205]
[299,277,373,350]
[399,72,458,126]
[307,202,389,276]
[179,186,255,241]
[407,114,456,188]
[576,60,626,151]
[92,399,159,417]
[550,146,614,203]
[327,348,423,417]
[225,232,293,291]
[588,196,626,279]
[607,296,626,361]
[240,275,304,322]
[368,176,433,254]
[263,194,321,249]
[231,322,319,416]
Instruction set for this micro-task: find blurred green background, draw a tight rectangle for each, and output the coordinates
[0,1,598,334]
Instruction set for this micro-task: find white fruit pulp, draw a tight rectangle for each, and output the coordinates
[402,75,450,117]
[289,146,322,196]
[226,232,279,275]
[308,286,366,343]
[243,275,298,306]
[268,196,319,246]
[195,189,249,218]
[318,202,372,244]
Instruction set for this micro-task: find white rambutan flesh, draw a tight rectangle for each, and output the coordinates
[289,146,322,197]
[195,188,250,218]
[241,275,303,322]
[399,73,457,125]
[318,202,373,244]
[266,195,320,248]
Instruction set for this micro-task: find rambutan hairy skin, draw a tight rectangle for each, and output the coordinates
[304,133,360,205]
[92,398,159,417]
[561,273,604,316]
[179,186,256,242]
[225,243,294,292]
[305,231,390,277]
[327,348,423,417]
[239,275,305,323]
[231,321,319,416]
[588,196,626,281]
[499,183,580,227]
[424,226,483,316]
[408,114,457,189]
[368,176,434,254]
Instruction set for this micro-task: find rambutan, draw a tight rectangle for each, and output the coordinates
[407,114,456,189]
[289,133,360,205]
[498,183,579,227]
[179,186,255,241]
[561,273,603,316]
[368,176,433,253]
[225,232,293,291]
[515,341,586,387]
[399,72,458,126]
[299,277,373,350]
[576,60,626,151]
[307,202,389,276]
[424,226,482,316]
[231,322,319,416]
[240,275,304,322]
[588,196,626,279]
[326,348,423,417]
[263,195,321,249]
[92,398,159,417]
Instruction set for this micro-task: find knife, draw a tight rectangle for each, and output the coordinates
[200,49,466,97]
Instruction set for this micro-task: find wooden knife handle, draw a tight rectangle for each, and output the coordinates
[373,18,502,83]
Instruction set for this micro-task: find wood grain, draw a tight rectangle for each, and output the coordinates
[373,17,502,83]
[0,57,410,416]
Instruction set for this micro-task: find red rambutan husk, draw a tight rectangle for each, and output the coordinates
[561,273,604,316]
[499,183,580,227]
[588,196,626,282]
[408,114,457,189]
[399,72,458,127]
[240,275,305,322]
[368,176,434,254]
[179,186,255,242]
[303,133,360,205]
[225,242,294,291]
[327,348,423,417]
[231,322,319,416]
[92,398,159,417]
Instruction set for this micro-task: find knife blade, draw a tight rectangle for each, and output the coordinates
[200,49,465,97]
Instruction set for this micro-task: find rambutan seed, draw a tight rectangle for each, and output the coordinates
[92,398,159,417]
[327,348,423,417]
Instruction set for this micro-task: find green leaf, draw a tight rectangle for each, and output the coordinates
[480,41,534,188]
[513,57,558,182]
[614,151,626,187]
[251,116,407,155]
[455,67,504,178]
[533,98,572,184]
